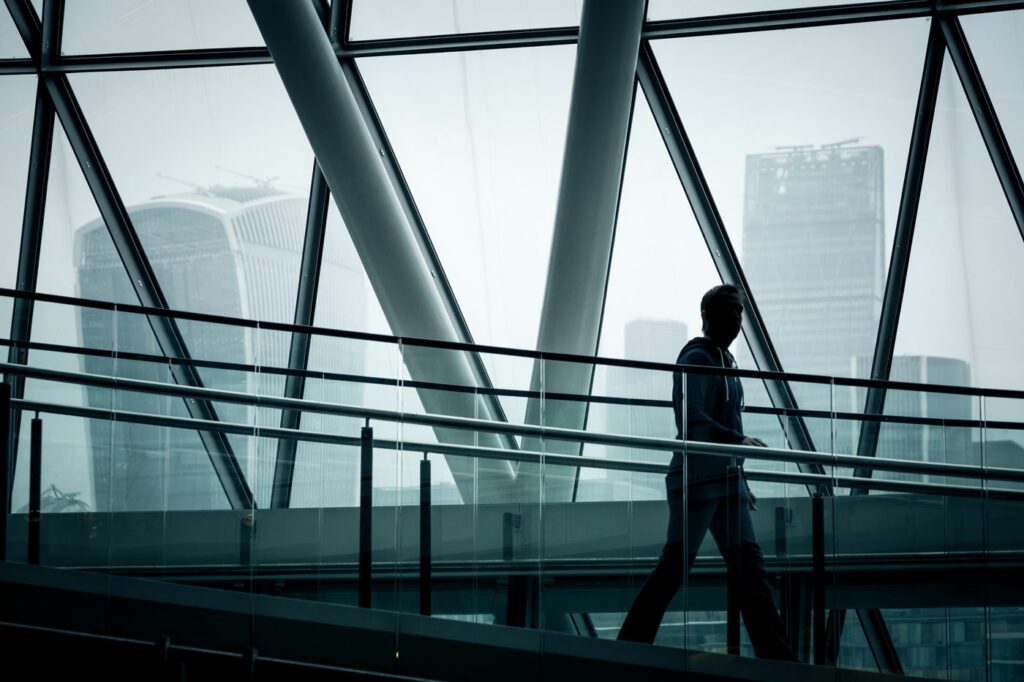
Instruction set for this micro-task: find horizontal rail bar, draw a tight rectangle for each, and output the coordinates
[7,336,1020,432]
[7,363,1024,486]
[12,396,1024,501]
[43,47,273,72]
[4,289,1022,401]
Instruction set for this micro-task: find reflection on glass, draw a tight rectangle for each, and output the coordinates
[61,0,264,54]
[349,0,582,41]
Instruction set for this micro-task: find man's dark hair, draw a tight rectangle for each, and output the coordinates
[700,284,743,315]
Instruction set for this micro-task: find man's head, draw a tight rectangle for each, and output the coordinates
[700,284,744,347]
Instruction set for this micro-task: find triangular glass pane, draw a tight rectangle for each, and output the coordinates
[62,0,263,55]
[0,75,37,334]
[357,45,576,402]
[0,5,29,58]
[652,19,929,397]
[895,54,1024,398]
[69,65,314,326]
[961,10,1024,170]
[36,121,137,305]
[350,0,583,41]
[23,123,230,513]
[582,94,792,501]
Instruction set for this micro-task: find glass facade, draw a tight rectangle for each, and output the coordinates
[1,1,1023,679]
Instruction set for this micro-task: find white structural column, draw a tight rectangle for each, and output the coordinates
[519,0,646,502]
[247,0,515,502]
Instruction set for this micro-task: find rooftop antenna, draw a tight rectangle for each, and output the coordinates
[774,144,814,153]
[215,165,280,188]
[157,173,206,193]
[820,137,862,149]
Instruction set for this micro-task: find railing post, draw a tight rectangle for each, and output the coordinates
[420,454,431,616]
[28,414,42,565]
[726,463,742,655]
[0,382,10,562]
[812,493,826,665]
[775,505,796,646]
[502,512,520,563]
[359,421,373,608]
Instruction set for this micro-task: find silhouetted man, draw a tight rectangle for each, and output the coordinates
[617,284,794,661]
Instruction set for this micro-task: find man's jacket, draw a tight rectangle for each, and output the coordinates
[668,336,745,498]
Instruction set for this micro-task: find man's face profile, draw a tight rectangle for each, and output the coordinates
[702,294,743,347]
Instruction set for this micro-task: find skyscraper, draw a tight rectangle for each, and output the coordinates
[741,143,885,454]
[76,188,367,511]
[853,354,972,480]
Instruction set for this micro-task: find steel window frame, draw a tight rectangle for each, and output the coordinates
[0,1,1019,73]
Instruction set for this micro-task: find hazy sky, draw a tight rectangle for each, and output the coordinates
[1,2,1022,507]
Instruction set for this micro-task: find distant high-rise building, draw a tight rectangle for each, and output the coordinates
[853,355,972,480]
[741,144,885,454]
[76,187,367,511]
[602,319,687,500]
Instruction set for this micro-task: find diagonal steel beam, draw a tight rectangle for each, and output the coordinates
[940,14,1024,242]
[853,22,944,481]
[270,164,330,509]
[42,74,255,510]
[4,81,54,495]
[636,40,823,467]
[247,0,515,503]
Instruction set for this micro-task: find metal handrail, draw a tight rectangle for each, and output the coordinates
[4,336,1023,433]
[4,287,1024,400]
[6,362,1024,496]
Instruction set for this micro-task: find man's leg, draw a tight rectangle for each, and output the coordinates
[618,490,717,643]
[709,493,795,661]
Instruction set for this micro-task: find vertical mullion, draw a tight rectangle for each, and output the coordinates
[331,0,352,47]
[4,78,54,502]
[270,164,330,509]
[853,22,944,476]
[40,0,62,68]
